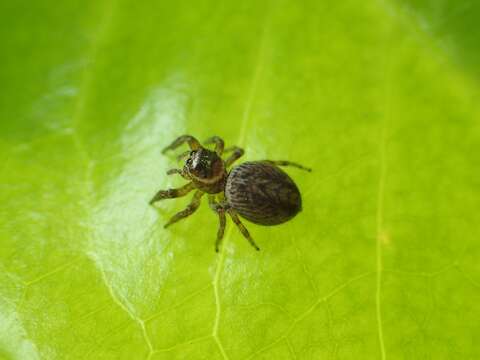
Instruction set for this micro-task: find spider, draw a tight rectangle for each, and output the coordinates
[150,135,311,252]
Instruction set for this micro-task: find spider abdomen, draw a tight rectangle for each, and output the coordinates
[225,161,302,225]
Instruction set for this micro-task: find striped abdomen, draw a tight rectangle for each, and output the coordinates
[225,161,302,225]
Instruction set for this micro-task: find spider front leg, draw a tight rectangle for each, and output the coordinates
[204,136,225,156]
[224,146,244,167]
[228,209,260,251]
[174,150,191,162]
[166,168,190,180]
[162,135,201,154]
[149,182,194,205]
[164,190,204,228]
[208,195,227,252]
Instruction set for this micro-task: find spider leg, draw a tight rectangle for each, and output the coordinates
[149,182,194,205]
[261,160,312,172]
[176,150,191,162]
[162,135,201,154]
[228,209,260,251]
[224,146,244,167]
[166,168,189,180]
[204,136,225,156]
[208,195,228,252]
[164,190,204,228]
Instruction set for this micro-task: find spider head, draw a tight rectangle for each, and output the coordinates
[184,148,224,183]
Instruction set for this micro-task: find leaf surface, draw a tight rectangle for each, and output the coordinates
[1,0,480,359]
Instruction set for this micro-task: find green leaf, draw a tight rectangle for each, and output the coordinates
[1,0,480,359]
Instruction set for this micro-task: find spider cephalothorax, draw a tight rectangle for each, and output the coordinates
[150,135,311,252]
[184,148,226,194]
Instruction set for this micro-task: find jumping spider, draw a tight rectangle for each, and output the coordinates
[150,135,311,252]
